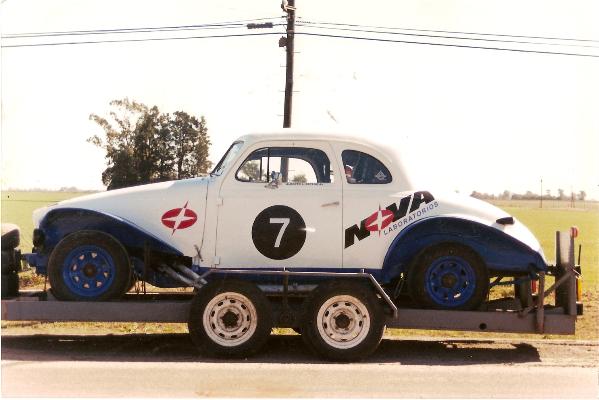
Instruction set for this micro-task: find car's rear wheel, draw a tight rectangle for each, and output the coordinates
[48,231,132,301]
[409,243,488,310]
[188,280,273,358]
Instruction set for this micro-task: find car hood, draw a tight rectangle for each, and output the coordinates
[33,177,210,255]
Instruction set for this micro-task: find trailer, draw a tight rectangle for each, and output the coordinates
[0,133,586,360]
[2,227,583,360]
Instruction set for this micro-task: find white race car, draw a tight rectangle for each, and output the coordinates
[27,131,546,314]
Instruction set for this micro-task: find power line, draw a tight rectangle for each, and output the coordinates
[1,32,282,48]
[3,17,283,39]
[297,18,599,44]
[295,22,599,49]
[296,32,599,58]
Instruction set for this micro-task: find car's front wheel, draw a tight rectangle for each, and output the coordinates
[48,231,132,301]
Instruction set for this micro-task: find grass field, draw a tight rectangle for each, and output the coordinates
[2,191,598,339]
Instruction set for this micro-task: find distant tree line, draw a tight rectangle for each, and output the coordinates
[89,98,211,190]
[471,189,587,201]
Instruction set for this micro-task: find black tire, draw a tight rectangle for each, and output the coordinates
[1,271,19,298]
[47,231,132,301]
[409,243,489,310]
[2,249,19,274]
[301,280,385,361]
[188,280,273,358]
[1,224,20,251]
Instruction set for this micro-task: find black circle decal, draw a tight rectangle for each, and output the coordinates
[252,205,306,260]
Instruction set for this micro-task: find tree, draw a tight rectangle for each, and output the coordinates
[557,188,566,201]
[171,113,211,180]
[291,174,307,183]
[89,98,211,190]
[578,190,587,201]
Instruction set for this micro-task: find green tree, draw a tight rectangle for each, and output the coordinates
[89,98,211,190]
[171,113,211,179]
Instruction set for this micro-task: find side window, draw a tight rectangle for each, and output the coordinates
[236,147,334,183]
[342,150,392,184]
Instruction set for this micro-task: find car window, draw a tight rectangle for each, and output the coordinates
[212,141,244,176]
[342,150,392,184]
[236,147,334,184]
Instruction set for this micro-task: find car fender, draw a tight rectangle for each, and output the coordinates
[381,216,547,283]
[37,208,183,262]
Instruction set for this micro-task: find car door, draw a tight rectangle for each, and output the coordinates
[215,140,342,269]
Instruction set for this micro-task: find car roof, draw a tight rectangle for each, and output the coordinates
[235,129,416,190]
[237,129,389,150]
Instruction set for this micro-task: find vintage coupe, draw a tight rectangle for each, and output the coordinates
[24,131,548,358]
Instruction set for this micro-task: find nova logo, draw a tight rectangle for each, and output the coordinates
[161,201,198,235]
[344,191,435,248]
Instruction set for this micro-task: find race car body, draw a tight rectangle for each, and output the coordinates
[26,131,547,309]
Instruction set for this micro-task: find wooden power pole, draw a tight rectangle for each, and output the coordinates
[281,0,296,129]
[279,0,296,182]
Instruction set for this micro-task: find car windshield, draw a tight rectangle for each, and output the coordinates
[211,141,244,176]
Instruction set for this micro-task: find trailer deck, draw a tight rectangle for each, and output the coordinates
[1,230,581,343]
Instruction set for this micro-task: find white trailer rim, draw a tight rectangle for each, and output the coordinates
[316,294,370,349]
[202,292,258,347]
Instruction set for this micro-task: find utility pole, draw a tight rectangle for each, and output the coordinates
[279,0,296,182]
[281,0,296,128]
[540,178,543,208]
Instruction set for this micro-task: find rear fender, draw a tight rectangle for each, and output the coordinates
[381,216,547,282]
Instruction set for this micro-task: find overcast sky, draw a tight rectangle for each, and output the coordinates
[1,0,598,199]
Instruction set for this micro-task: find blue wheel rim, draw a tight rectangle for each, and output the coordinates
[61,245,116,298]
[424,255,477,307]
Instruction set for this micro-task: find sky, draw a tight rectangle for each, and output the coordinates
[1,0,598,199]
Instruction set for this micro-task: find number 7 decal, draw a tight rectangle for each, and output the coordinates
[252,205,306,260]
[269,218,290,248]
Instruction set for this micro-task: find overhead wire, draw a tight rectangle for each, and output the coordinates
[295,22,599,49]
[296,32,599,58]
[3,17,283,38]
[3,16,598,58]
[1,32,283,48]
[296,18,599,44]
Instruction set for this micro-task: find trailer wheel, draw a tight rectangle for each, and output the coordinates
[410,243,488,310]
[48,231,132,301]
[188,280,273,358]
[301,281,385,361]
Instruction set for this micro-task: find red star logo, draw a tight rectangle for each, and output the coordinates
[161,201,198,235]
[365,205,394,236]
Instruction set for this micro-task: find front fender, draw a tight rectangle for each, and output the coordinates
[34,208,183,272]
[381,216,547,282]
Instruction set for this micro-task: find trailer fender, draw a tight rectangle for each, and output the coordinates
[381,216,547,282]
[31,208,183,274]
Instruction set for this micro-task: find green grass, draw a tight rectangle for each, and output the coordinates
[1,191,91,251]
[491,201,599,290]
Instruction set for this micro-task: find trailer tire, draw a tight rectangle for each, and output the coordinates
[188,280,273,358]
[48,231,132,301]
[409,243,489,310]
[301,281,385,361]
[2,249,19,274]
[1,270,19,299]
